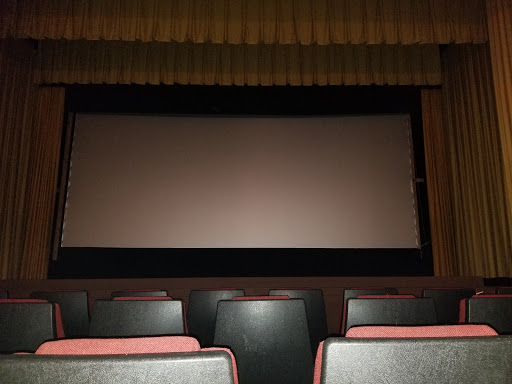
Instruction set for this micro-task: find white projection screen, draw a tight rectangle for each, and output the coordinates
[61,113,419,249]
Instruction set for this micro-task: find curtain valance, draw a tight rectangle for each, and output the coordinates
[35,40,441,86]
[1,0,487,45]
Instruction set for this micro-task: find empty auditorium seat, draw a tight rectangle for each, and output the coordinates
[0,299,64,353]
[343,287,399,302]
[214,297,313,384]
[313,336,512,383]
[0,291,8,299]
[30,290,90,337]
[187,289,245,347]
[422,288,475,324]
[269,288,328,357]
[89,298,186,337]
[461,295,512,334]
[339,288,399,334]
[110,289,168,298]
[343,296,438,334]
[0,336,238,383]
[496,287,512,294]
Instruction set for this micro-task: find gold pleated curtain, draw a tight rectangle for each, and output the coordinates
[441,43,512,277]
[35,40,441,86]
[421,89,458,276]
[2,0,510,280]
[0,0,487,44]
[486,0,512,246]
[0,39,65,279]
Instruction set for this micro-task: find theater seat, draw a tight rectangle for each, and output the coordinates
[214,296,313,384]
[110,289,168,298]
[460,294,512,334]
[422,288,475,324]
[339,288,399,334]
[30,290,90,337]
[89,298,186,337]
[343,296,438,334]
[0,336,238,384]
[269,288,328,357]
[187,289,245,347]
[0,291,8,299]
[496,287,512,294]
[0,299,65,353]
[313,335,512,383]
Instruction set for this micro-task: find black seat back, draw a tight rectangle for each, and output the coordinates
[464,296,512,334]
[318,336,512,384]
[0,351,235,384]
[269,288,328,356]
[214,298,313,384]
[30,291,89,337]
[342,288,398,302]
[422,288,475,324]
[111,290,168,298]
[344,297,437,333]
[340,288,398,333]
[0,302,57,353]
[187,289,244,347]
[89,299,185,337]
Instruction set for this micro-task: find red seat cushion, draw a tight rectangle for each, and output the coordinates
[232,296,290,300]
[36,336,200,355]
[345,324,498,338]
[112,296,173,300]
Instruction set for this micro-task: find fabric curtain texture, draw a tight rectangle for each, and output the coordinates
[421,89,458,277]
[0,39,65,279]
[35,40,441,86]
[440,43,512,277]
[486,0,512,246]
[2,2,512,279]
[0,0,487,45]
[0,39,37,279]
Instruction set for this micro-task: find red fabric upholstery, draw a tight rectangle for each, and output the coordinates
[115,289,165,292]
[0,299,47,303]
[200,288,239,290]
[203,347,239,384]
[345,324,498,338]
[459,294,512,323]
[36,336,200,355]
[0,299,65,338]
[459,299,467,323]
[313,340,324,384]
[232,296,290,300]
[355,295,415,299]
[112,296,173,300]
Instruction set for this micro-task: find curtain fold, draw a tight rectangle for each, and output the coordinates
[421,89,458,276]
[20,86,66,279]
[0,39,65,279]
[441,44,512,277]
[35,40,441,86]
[486,0,512,249]
[0,39,37,279]
[0,0,487,44]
